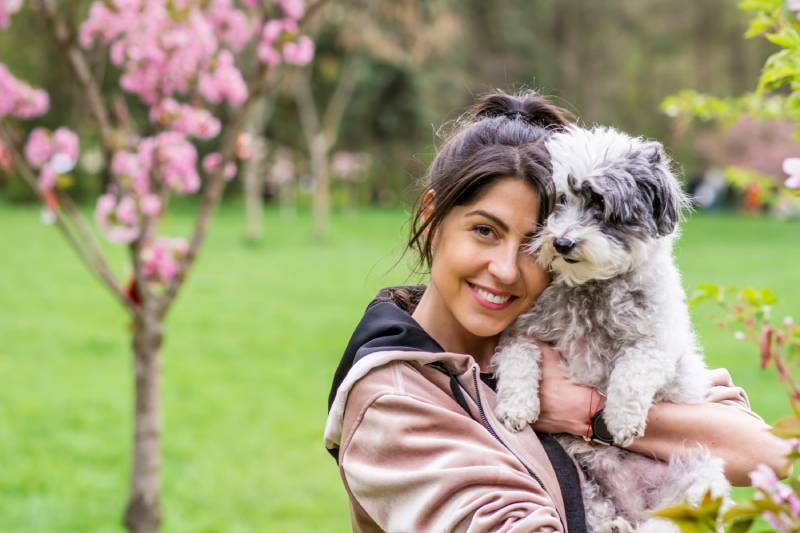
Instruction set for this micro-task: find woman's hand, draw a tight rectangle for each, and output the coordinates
[531,342,602,436]
[705,367,751,408]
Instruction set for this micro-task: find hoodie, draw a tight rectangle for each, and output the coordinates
[325,286,586,532]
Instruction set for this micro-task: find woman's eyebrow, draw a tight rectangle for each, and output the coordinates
[464,210,509,232]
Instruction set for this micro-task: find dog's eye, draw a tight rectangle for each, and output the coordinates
[590,192,605,211]
[557,193,567,205]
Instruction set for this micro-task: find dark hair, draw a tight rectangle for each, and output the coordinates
[407,90,571,272]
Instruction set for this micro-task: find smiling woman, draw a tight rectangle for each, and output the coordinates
[323,90,784,533]
[412,178,551,366]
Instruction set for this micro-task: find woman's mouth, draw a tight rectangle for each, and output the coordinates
[468,282,516,310]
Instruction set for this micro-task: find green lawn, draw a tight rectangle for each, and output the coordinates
[1,202,798,532]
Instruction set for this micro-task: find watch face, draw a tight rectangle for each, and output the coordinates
[591,411,614,445]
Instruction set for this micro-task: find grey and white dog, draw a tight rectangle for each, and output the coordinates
[492,125,730,532]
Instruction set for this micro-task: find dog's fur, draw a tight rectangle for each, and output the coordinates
[492,125,730,532]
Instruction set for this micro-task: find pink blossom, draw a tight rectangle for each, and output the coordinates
[782,157,800,189]
[750,464,780,491]
[197,50,248,106]
[0,0,23,29]
[283,35,314,65]
[140,237,188,283]
[207,0,253,52]
[111,150,151,194]
[146,132,200,194]
[257,18,313,67]
[789,0,800,20]
[139,193,162,216]
[150,98,221,139]
[52,127,79,164]
[95,192,141,244]
[38,165,57,191]
[202,151,236,180]
[0,63,49,119]
[81,0,248,107]
[277,0,305,20]
[24,128,53,168]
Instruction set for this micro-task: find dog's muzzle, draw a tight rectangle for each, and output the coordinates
[553,238,579,263]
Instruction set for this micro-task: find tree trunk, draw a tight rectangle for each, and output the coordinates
[243,136,267,242]
[123,302,163,533]
[310,133,330,239]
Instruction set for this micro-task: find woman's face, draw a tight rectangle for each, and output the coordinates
[427,177,551,342]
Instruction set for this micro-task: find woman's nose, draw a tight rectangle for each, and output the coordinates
[487,247,519,285]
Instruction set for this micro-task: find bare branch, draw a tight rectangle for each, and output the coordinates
[35,0,117,154]
[322,55,362,142]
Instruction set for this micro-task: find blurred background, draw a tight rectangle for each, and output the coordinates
[1,0,798,531]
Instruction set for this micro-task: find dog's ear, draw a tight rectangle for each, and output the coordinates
[638,141,687,236]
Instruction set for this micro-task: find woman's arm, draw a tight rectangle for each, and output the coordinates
[627,401,790,486]
[533,343,790,486]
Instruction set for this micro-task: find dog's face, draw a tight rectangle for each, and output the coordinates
[531,126,687,286]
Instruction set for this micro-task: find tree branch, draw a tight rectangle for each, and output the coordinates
[35,0,117,155]
[322,54,362,142]
[0,122,132,311]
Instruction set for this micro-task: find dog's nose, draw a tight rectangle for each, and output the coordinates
[553,238,575,254]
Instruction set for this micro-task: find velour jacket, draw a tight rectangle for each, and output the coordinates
[325,288,578,532]
[324,288,755,533]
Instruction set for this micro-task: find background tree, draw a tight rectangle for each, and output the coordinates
[0,1,318,531]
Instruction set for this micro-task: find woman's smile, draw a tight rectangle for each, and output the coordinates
[467,282,517,310]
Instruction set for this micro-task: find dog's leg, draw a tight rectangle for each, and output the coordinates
[603,345,675,446]
[493,333,543,432]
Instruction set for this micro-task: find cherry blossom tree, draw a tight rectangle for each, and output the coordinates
[0,1,317,531]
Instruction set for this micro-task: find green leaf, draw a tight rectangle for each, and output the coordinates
[738,0,782,12]
[745,13,774,38]
[741,287,760,306]
[760,288,778,305]
[765,29,800,49]
[728,519,754,533]
[722,500,761,524]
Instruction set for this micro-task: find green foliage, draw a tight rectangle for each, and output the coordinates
[661,0,800,208]
[651,491,722,532]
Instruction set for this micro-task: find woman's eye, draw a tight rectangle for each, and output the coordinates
[472,225,497,239]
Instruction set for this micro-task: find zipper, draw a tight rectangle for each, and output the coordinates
[469,367,567,532]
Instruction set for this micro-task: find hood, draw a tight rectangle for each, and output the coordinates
[327,286,442,412]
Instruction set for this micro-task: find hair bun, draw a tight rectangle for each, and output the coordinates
[469,91,569,130]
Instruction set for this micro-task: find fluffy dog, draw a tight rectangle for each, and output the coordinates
[492,125,730,532]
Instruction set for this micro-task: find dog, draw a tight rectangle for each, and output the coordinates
[492,125,730,532]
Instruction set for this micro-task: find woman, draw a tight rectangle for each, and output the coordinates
[324,91,787,532]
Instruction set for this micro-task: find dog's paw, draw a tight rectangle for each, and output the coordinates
[495,395,540,432]
[603,407,647,447]
[597,517,634,533]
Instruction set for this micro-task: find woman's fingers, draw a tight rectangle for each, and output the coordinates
[707,367,734,387]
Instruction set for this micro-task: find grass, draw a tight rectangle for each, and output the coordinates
[1,201,798,532]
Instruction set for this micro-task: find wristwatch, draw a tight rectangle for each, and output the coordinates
[589,409,614,446]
